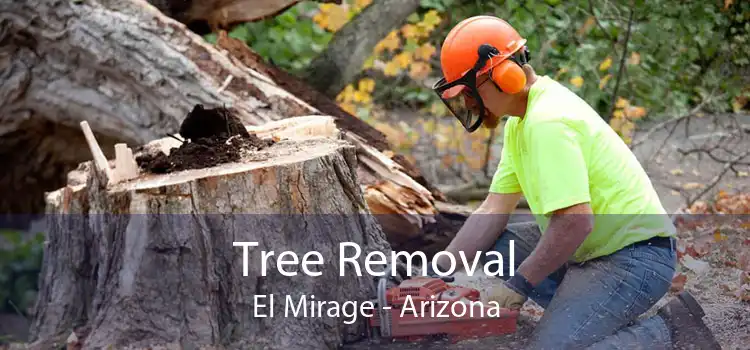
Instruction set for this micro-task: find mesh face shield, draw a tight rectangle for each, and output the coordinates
[432,49,492,132]
[433,44,529,132]
[432,76,486,132]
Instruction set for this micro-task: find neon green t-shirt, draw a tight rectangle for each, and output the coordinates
[489,75,676,262]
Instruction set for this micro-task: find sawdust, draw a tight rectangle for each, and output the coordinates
[136,104,274,173]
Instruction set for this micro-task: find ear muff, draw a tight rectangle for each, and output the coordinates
[490,59,527,94]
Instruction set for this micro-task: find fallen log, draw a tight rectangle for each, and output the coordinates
[146,0,343,34]
[31,112,392,349]
[440,181,530,208]
[0,0,461,254]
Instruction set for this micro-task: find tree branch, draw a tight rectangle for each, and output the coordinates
[686,149,750,208]
[302,0,421,97]
[607,2,635,122]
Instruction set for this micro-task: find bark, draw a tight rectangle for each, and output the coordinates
[301,0,422,97]
[30,121,391,349]
[146,0,343,34]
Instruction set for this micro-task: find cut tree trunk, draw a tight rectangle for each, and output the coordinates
[0,0,464,254]
[31,118,391,349]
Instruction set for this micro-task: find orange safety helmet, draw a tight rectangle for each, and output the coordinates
[432,16,529,132]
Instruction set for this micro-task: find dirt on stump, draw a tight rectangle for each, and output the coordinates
[136,104,274,173]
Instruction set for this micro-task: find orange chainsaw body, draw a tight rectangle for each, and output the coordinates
[368,277,519,343]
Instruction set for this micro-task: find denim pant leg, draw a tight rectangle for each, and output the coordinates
[526,243,677,350]
[483,222,567,309]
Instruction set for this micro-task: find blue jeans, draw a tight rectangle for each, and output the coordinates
[484,222,677,349]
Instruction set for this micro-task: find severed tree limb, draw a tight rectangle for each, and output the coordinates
[440,181,530,209]
[146,0,343,34]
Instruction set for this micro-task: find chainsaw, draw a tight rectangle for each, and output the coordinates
[366,273,520,343]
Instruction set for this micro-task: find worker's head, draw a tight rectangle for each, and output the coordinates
[432,16,535,132]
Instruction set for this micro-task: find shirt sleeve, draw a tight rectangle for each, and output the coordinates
[489,130,522,194]
[528,120,591,215]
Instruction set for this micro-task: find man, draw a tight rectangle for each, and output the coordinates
[428,15,721,349]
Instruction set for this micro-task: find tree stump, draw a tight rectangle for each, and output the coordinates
[31,117,392,349]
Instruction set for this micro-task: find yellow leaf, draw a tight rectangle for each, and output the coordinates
[354,0,372,10]
[628,52,641,65]
[339,102,357,115]
[415,43,437,61]
[326,5,349,31]
[318,4,337,12]
[609,117,625,131]
[612,110,625,119]
[714,230,727,242]
[599,57,612,71]
[408,61,431,80]
[336,84,355,102]
[570,76,584,88]
[621,120,635,135]
[725,0,734,9]
[376,30,400,53]
[682,182,704,190]
[313,13,329,30]
[359,78,376,93]
[670,168,684,176]
[394,52,413,69]
[625,106,647,119]
[599,74,612,89]
[423,10,441,27]
[401,24,419,39]
[739,171,749,177]
[383,60,400,76]
[615,97,629,109]
[353,90,367,103]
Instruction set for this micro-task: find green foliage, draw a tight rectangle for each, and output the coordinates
[418,0,454,12]
[207,0,748,123]
[0,230,44,316]
[434,0,749,119]
[207,2,333,75]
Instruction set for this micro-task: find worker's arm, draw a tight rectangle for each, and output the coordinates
[434,191,522,270]
[515,203,593,286]
[504,119,593,296]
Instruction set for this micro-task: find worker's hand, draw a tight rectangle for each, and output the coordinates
[484,281,527,309]
[483,274,534,310]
